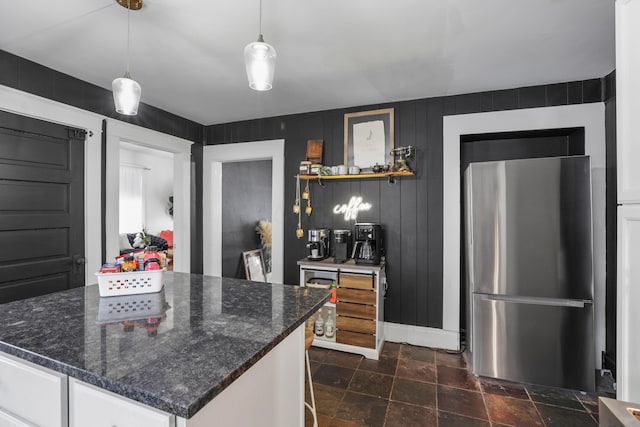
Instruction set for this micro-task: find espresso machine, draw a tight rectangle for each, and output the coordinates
[307,229,330,260]
[333,230,352,264]
[353,223,382,265]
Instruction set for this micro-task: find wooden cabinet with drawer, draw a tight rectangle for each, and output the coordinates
[298,259,385,359]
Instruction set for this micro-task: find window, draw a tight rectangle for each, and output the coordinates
[119,165,146,233]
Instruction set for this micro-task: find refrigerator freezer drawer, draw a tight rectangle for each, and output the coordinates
[472,294,595,391]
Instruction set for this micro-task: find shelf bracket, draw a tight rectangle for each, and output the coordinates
[388,175,396,184]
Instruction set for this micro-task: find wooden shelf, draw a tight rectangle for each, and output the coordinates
[298,171,414,181]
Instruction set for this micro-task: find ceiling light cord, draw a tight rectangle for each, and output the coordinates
[259,0,262,38]
[126,0,131,75]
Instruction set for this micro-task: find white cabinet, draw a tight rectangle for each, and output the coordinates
[616,0,640,402]
[0,352,67,427]
[69,378,174,427]
[616,0,640,203]
[617,206,640,402]
[299,259,385,360]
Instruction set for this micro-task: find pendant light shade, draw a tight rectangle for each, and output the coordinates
[244,35,277,91]
[112,72,141,115]
[245,0,276,91]
[112,0,141,115]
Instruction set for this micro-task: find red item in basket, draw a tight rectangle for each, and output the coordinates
[143,246,161,271]
[100,263,121,273]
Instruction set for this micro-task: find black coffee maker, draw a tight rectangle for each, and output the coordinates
[333,230,352,264]
[353,223,382,265]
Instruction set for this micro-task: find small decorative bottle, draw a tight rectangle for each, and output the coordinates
[330,282,337,304]
[324,308,335,339]
[314,310,324,337]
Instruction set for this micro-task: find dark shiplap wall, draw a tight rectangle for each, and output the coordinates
[204,76,612,328]
[0,50,203,142]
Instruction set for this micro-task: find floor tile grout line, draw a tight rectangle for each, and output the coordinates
[478,379,493,425]
[381,371,396,427]
[438,408,492,424]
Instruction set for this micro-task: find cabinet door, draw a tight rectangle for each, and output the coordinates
[616,0,640,203]
[617,205,640,402]
[70,379,174,427]
[337,288,376,305]
[339,273,375,290]
[0,352,67,427]
[0,409,37,427]
[336,331,375,349]
[336,301,376,320]
[336,316,376,334]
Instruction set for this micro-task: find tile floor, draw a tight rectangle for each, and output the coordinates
[305,342,613,427]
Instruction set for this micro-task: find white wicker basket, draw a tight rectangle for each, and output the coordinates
[95,269,165,297]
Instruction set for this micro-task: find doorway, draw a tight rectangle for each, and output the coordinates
[118,142,175,268]
[203,140,284,283]
[442,103,606,362]
[221,160,273,279]
[105,119,193,272]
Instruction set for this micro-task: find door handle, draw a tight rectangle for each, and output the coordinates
[73,256,86,265]
[479,294,587,308]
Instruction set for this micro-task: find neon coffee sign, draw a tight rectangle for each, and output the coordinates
[333,196,372,221]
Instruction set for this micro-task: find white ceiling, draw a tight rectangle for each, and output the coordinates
[1,0,615,126]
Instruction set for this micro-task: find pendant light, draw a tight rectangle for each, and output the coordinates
[244,0,277,91]
[112,0,142,115]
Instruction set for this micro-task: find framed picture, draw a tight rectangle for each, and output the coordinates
[344,108,394,169]
[243,249,267,282]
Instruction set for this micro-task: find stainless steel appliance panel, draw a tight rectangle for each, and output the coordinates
[466,156,593,300]
[472,293,595,391]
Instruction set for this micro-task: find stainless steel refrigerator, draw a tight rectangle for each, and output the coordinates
[465,155,595,392]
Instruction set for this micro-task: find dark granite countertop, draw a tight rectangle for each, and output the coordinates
[0,272,330,418]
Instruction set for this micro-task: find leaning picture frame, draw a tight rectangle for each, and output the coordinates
[243,249,267,282]
[344,108,394,169]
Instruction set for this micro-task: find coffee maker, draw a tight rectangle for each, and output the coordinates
[353,223,383,265]
[307,229,330,260]
[333,230,352,264]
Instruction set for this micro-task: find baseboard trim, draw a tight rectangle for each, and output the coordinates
[384,322,460,351]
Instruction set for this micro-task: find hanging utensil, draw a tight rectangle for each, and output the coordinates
[293,175,301,214]
[305,179,312,216]
[295,175,304,238]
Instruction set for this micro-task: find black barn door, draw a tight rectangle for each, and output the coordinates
[0,110,85,303]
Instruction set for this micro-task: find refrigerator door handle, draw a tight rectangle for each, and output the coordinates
[477,294,587,308]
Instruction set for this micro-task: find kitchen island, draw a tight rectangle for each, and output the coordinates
[0,272,330,426]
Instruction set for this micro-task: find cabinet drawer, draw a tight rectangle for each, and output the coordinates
[339,273,375,290]
[337,316,376,334]
[337,288,376,305]
[70,379,174,427]
[336,330,375,349]
[0,409,36,427]
[336,302,376,320]
[0,352,67,427]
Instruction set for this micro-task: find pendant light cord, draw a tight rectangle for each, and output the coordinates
[126,0,131,74]
[259,0,263,36]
